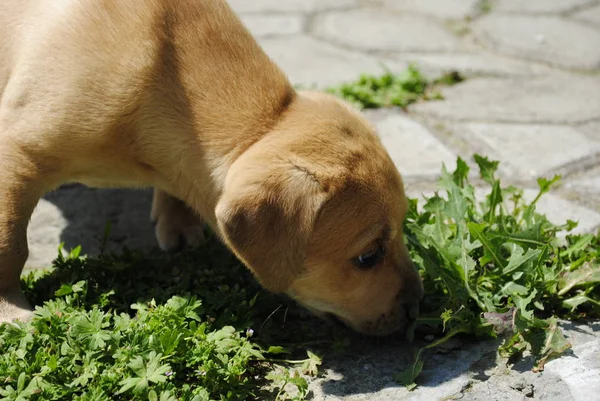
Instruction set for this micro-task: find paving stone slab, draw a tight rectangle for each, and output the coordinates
[308,339,497,401]
[577,119,600,142]
[457,123,600,179]
[572,4,600,26]
[495,0,595,14]
[401,52,552,78]
[308,322,599,400]
[382,0,479,20]
[542,323,600,400]
[227,0,357,14]
[473,15,600,70]
[528,189,600,233]
[560,164,600,212]
[26,199,68,270]
[459,324,600,401]
[26,186,156,270]
[564,165,600,198]
[239,14,304,37]
[260,35,405,88]
[410,76,600,124]
[363,109,457,179]
[314,9,464,53]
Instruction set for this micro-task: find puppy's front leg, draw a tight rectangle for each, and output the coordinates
[151,189,206,252]
[0,162,45,324]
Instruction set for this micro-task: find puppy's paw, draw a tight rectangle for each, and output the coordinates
[151,195,206,252]
[154,218,206,252]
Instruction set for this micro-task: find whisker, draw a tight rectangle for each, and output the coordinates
[282,304,291,328]
[259,304,283,334]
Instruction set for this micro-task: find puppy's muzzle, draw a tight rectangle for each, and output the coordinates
[327,298,421,337]
[372,299,421,336]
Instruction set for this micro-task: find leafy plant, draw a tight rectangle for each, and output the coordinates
[2,239,329,400]
[326,64,463,109]
[397,155,600,389]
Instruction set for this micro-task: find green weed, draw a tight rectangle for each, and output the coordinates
[325,64,463,109]
[397,156,600,389]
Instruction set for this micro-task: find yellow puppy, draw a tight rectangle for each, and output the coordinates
[0,0,423,335]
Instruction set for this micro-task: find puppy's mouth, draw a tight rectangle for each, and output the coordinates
[292,295,419,336]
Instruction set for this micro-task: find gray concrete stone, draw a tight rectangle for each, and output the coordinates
[454,323,600,401]
[459,366,571,401]
[410,76,600,124]
[527,189,600,233]
[473,15,600,69]
[402,52,552,78]
[260,35,405,88]
[495,0,595,14]
[308,339,497,401]
[577,119,600,142]
[26,199,68,270]
[561,164,600,212]
[228,0,357,14]
[314,9,464,53]
[543,323,600,400]
[572,4,600,26]
[458,123,600,179]
[382,0,479,19]
[309,322,599,400]
[364,110,457,178]
[26,186,156,270]
[567,176,600,196]
[240,14,304,37]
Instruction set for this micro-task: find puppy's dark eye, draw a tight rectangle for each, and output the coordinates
[354,244,386,269]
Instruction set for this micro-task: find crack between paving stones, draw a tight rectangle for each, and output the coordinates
[407,112,600,126]
[471,26,600,73]
[561,0,600,17]
[549,151,600,182]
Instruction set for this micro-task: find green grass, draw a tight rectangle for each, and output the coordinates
[477,0,494,14]
[1,67,599,399]
[325,64,463,110]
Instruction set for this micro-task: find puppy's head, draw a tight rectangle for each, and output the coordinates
[216,91,423,336]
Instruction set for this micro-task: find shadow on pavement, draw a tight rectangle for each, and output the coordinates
[42,184,158,256]
[314,337,499,399]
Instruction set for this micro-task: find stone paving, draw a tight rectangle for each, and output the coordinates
[25,0,600,400]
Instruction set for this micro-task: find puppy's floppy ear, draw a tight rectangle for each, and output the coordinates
[215,161,327,293]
